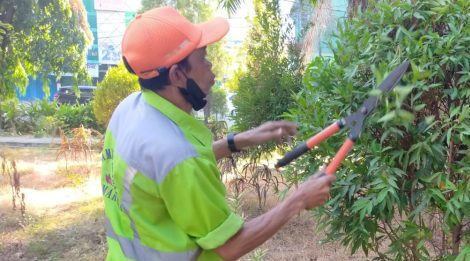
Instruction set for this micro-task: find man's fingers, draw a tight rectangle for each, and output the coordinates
[311,170,326,179]
[245,121,298,147]
[260,121,297,134]
[320,174,336,185]
[312,171,336,185]
[258,126,293,143]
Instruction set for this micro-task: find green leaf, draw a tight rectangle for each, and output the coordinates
[377,189,388,203]
[429,189,447,205]
[393,86,414,97]
[369,89,383,97]
[397,110,415,122]
[413,104,426,111]
[413,12,425,20]
[456,245,470,261]
[378,111,396,123]
[352,198,370,214]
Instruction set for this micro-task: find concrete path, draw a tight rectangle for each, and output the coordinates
[0,135,61,147]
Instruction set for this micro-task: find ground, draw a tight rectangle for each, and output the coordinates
[0,146,369,260]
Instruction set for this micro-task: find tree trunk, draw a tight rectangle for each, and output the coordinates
[348,0,368,17]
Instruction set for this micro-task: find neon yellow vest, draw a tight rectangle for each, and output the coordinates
[101,90,243,260]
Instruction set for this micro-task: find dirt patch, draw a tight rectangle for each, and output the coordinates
[235,188,370,261]
[0,147,368,261]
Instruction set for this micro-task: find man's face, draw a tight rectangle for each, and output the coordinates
[183,47,215,95]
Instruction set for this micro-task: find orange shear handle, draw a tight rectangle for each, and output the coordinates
[325,138,354,175]
[275,122,341,169]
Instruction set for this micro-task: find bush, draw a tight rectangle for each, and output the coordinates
[0,99,102,136]
[286,0,470,260]
[55,103,103,133]
[92,63,140,127]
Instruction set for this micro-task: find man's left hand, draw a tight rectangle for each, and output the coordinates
[235,121,298,150]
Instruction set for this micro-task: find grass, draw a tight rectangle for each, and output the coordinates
[0,146,371,261]
[1,199,106,261]
[24,199,105,260]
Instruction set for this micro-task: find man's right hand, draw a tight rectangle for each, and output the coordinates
[294,171,336,210]
[215,170,336,261]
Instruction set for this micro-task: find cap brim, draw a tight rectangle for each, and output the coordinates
[197,17,229,48]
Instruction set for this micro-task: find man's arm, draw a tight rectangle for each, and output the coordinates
[212,121,297,160]
[215,172,335,260]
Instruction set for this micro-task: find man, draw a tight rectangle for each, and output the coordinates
[101,6,335,261]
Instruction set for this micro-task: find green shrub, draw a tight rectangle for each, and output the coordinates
[0,99,57,135]
[55,103,102,133]
[92,63,140,127]
[286,0,470,260]
[0,99,103,135]
[0,99,21,133]
[25,100,59,136]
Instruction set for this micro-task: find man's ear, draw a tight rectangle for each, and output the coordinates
[168,65,186,87]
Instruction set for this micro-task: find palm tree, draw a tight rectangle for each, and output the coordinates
[218,0,366,60]
[347,0,368,17]
[69,0,93,44]
[218,0,244,15]
[300,0,334,60]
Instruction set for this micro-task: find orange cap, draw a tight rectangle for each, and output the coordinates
[122,7,229,79]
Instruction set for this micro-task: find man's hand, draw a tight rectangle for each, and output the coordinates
[213,121,297,161]
[292,171,336,210]
[215,169,335,261]
[235,121,298,150]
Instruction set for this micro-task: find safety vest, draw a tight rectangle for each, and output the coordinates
[101,90,243,260]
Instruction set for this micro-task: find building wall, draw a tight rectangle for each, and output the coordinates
[84,0,99,78]
[92,0,135,81]
[17,76,58,102]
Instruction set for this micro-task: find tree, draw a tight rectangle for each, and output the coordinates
[286,0,470,259]
[0,0,91,99]
[300,0,335,60]
[211,85,228,121]
[92,63,140,127]
[141,0,213,23]
[232,0,304,132]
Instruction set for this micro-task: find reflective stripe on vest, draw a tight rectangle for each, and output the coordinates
[105,218,201,261]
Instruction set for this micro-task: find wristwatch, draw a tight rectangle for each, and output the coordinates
[227,132,240,153]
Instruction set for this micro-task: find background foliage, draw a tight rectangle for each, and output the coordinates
[232,0,304,133]
[0,99,101,136]
[286,0,470,259]
[0,0,91,99]
[211,85,229,121]
[92,64,140,127]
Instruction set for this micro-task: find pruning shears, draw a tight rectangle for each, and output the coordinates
[275,61,410,175]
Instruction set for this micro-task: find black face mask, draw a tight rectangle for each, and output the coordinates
[178,78,207,111]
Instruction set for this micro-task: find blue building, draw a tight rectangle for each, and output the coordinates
[17,76,58,102]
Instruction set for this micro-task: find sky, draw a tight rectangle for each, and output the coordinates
[126,0,142,11]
